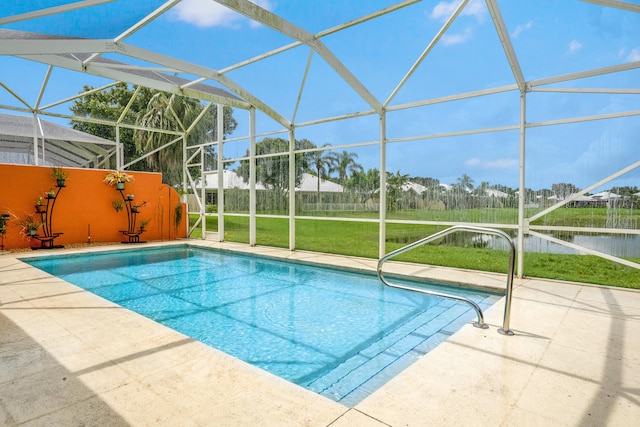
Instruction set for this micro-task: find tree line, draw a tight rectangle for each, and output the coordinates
[70,84,638,209]
[70,83,236,186]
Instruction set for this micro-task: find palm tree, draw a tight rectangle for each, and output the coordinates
[308,144,336,193]
[332,150,363,186]
[135,92,207,186]
[474,181,490,196]
[455,173,475,192]
[386,170,410,211]
[345,168,380,204]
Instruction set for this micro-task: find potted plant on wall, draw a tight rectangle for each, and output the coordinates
[17,215,42,237]
[35,196,45,213]
[52,166,68,187]
[139,219,149,232]
[131,201,146,214]
[103,170,134,190]
[112,199,125,213]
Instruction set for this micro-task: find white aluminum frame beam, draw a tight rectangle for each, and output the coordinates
[528,230,640,270]
[214,0,383,114]
[14,50,249,110]
[2,38,292,126]
[39,82,119,111]
[217,103,225,242]
[529,159,640,223]
[0,0,114,25]
[517,92,526,278]
[83,0,181,67]
[385,0,470,107]
[529,61,640,88]
[580,0,640,13]
[220,0,420,75]
[485,0,526,91]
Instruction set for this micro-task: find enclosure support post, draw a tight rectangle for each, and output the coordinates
[378,111,387,259]
[32,113,39,166]
[200,143,206,240]
[289,126,296,251]
[217,103,225,242]
[115,125,122,169]
[182,133,188,196]
[249,107,257,246]
[517,91,527,278]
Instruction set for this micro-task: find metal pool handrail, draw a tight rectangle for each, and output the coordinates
[377,225,515,336]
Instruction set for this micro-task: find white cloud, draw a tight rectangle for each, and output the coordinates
[466,157,518,168]
[568,39,583,53]
[511,21,532,39]
[429,0,487,22]
[172,0,273,29]
[485,158,518,168]
[430,1,458,21]
[463,0,488,22]
[626,47,640,62]
[441,27,473,46]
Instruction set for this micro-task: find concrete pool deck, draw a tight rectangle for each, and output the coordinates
[1,240,639,426]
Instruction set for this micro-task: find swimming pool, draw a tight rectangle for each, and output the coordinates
[23,245,500,406]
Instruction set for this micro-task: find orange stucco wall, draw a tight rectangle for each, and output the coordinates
[0,164,186,250]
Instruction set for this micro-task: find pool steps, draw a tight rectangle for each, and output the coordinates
[306,295,500,405]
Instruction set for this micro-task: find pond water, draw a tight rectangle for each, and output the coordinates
[487,233,640,258]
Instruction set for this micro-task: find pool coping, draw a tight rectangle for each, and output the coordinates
[2,239,640,425]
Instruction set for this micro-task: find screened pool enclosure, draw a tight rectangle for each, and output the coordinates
[1,0,639,280]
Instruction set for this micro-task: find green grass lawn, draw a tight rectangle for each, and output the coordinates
[292,206,640,228]
[190,214,640,289]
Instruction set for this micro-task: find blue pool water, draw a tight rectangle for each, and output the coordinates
[23,245,500,406]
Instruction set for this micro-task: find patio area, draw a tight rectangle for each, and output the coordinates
[1,240,639,426]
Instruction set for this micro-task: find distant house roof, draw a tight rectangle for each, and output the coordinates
[0,113,116,167]
[296,173,343,192]
[198,169,265,190]
[573,195,593,202]
[590,191,621,200]
[484,188,509,198]
[197,170,343,192]
[402,181,427,193]
[559,191,625,203]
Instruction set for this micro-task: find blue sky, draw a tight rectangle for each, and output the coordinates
[1,0,639,191]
